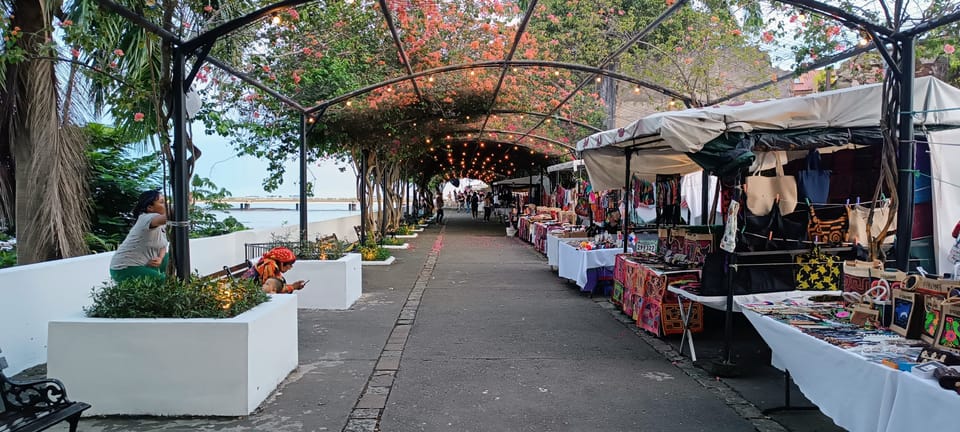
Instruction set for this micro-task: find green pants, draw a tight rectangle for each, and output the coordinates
[110,253,169,283]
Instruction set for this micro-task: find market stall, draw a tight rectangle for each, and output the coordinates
[739,292,960,432]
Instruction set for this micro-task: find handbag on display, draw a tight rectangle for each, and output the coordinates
[845,201,896,246]
[745,152,798,217]
[923,294,949,345]
[933,297,960,354]
[807,205,848,245]
[890,285,924,339]
[740,197,806,252]
[905,274,960,297]
[794,245,840,291]
[846,284,887,327]
[797,149,831,204]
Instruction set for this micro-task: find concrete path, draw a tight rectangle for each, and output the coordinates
[52,210,836,432]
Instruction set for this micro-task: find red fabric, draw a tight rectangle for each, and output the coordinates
[953,220,960,239]
[263,247,296,263]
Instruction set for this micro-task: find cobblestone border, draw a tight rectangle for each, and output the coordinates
[342,226,445,432]
[594,299,789,432]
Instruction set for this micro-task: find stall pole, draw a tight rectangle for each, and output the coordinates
[623,148,632,253]
[894,37,916,272]
[299,113,308,246]
[170,46,190,280]
[360,149,368,245]
[701,172,710,226]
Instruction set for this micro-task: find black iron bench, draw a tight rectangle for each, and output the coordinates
[0,348,90,432]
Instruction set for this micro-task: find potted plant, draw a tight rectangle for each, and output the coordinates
[47,276,298,416]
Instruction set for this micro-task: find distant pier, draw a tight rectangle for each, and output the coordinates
[213,197,363,211]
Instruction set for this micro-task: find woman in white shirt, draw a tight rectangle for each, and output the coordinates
[109,190,169,283]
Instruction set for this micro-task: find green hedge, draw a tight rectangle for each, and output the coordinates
[86,275,269,319]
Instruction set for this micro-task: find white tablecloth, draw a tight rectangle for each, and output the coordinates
[556,241,621,288]
[667,287,839,313]
[742,305,960,432]
[546,234,588,268]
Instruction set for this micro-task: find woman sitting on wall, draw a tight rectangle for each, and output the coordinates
[109,190,169,283]
[245,247,307,294]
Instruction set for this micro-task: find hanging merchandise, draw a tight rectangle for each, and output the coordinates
[846,201,896,245]
[797,149,831,204]
[655,174,682,225]
[794,245,841,291]
[745,152,798,217]
[720,200,740,253]
[807,205,848,244]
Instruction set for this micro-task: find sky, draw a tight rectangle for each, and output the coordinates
[191,129,359,199]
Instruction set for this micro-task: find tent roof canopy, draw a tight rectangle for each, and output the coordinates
[577,77,960,190]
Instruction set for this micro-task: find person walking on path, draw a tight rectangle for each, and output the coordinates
[483,194,493,221]
[435,194,445,224]
[470,192,480,219]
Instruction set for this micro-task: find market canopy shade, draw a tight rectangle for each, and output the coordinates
[493,175,552,191]
[546,160,585,173]
[576,76,960,191]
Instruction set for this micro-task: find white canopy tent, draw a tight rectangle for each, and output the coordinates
[576,76,960,191]
[576,76,960,270]
[546,159,585,173]
[493,175,552,191]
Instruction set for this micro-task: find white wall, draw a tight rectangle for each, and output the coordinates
[0,215,361,375]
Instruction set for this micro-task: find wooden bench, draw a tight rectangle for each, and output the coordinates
[0,348,91,432]
[201,261,252,282]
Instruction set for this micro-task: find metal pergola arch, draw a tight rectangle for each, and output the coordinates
[91,0,960,278]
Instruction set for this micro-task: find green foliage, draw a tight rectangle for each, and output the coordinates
[380,236,406,246]
[189,176,249,238]
[395,224,414,235]
[86,124,162,252]
[85,275,269,319]
[358,241,391,261]
[0,249,15,269]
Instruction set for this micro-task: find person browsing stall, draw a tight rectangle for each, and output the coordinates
[247,247,307,294]
[109,190,169,283]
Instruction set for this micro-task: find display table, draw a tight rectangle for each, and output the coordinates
[666,287,838,361]
[556,241,620,293]
[546,233,588,268]
[740,296,960,432]
[611,255,700,336]
[667,287,838,313]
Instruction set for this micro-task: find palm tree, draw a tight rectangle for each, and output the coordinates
[0,0,89,264]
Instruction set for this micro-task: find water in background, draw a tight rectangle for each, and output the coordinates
[211,202,360,230]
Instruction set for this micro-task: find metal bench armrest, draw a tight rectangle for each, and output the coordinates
[1,375,74,411]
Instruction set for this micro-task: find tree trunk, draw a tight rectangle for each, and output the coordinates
[9,0,89,264]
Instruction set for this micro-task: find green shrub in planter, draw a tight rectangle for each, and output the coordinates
[396,225,414,235]
[380,236,406,246]
[358,242,391,261]
[85,276,269,319]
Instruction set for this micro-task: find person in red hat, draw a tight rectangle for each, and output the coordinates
[247,247,307,294]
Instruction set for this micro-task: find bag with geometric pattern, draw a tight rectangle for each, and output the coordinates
[794,245,841,291]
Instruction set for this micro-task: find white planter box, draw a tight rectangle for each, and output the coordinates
[395,233,418,239]
[361,256,396,266]
[383,243,409,250]
[47,294,298,416]
[284,253,362,309]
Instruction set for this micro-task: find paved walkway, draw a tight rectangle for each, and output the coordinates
[53,210,839,431]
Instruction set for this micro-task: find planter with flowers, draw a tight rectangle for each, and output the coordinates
[359,241,394,266]
[47,276,297,416]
